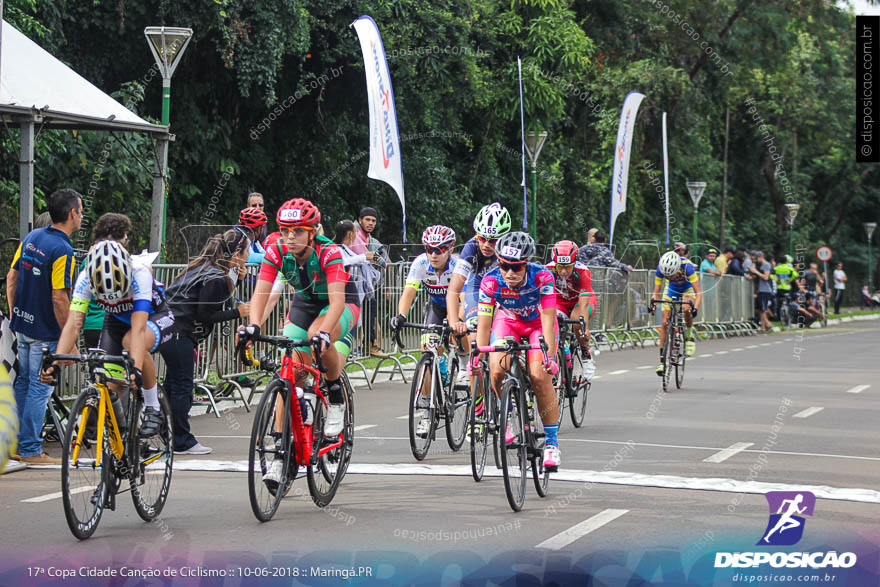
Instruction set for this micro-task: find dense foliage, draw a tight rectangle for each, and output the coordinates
[1,0,877,290]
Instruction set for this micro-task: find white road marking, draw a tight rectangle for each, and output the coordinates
[144,461,880,504]
[715,351,729,355]
[592,375,603,379]
[846,385,870,394]
[760,343,771,346]
[536,509,629,550]
[608,369,629,375]
[793,407,824,419]
[699,354,713,358]
[774,341,783,344]
[22,485,94,503]
[703,442,754,463]
[731,347,744,352]
[395,415,410,419]
[353,424,378,431]
[746,345,759,349]
[636,365,653,370]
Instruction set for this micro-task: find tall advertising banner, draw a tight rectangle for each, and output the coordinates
[351,15,406,241]
[609,91,645,247]
[662,111,670,245]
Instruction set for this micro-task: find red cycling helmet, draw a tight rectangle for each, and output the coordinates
[552,240,578,265]
[238,206,267,229]
[277,198,321,228]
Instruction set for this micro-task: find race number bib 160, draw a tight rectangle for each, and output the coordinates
[279,209,302,221]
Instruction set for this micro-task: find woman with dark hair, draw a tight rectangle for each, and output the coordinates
[726,250,746,277]
[159,229,250,455]
[80,213,133,349]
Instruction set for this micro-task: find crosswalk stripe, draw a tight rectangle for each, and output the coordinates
[608,369,629,375]
[536,509,629,550]
[845,385,870,394]
[22,485,94,503]
[353,424,378,431]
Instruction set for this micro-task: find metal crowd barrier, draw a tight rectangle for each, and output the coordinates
[54,255,758,399]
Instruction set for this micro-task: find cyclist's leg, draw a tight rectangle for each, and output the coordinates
[526,317,559,429]
[657,289,677,373]
[488,311,516,398]
[308,302,359,381]
[121,307,174,436]
[418,301,447,397]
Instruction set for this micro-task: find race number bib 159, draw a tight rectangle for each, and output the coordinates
[556,255,572,264]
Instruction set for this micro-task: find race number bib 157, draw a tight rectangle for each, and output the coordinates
[500,246,521,258]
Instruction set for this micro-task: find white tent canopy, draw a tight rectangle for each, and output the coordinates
[0,19,169,246]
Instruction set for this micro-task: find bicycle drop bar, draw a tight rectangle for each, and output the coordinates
[41,348,135,385]
[558,316,587,331]
[648,298,695,312]
[392,320,459,350]
[237,333,326,372]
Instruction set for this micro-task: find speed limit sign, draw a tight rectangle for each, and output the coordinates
[816,246,833,262]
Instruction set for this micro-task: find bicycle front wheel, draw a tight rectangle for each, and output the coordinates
[444,356,470,451]
[499,379,527,512]
[569,347,590,428]
[675,329,686,389]
[248,379,295,522]
[408,355,437,460]
[662,322,673,393]
[130,385,173,521]
[307,376,354,507]
[469,373,488,482]
[61,387,111,540]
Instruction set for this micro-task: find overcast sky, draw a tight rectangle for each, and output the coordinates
[843,0,880,15]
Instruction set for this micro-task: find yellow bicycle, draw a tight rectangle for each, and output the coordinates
[42,349,173,540]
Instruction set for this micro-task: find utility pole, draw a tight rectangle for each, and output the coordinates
[721,107,729,249]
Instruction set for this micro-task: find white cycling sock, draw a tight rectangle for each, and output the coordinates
[142,385,160,410]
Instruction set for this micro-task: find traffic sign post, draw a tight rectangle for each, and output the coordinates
[817,246,833,302]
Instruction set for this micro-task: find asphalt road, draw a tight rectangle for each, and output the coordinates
[2,318,878,585]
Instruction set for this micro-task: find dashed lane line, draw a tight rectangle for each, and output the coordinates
[536,509,629,550]
[608,369,629,375]
[22,486,94,503]
[845,385,870,394]
[792,407,824,419]
[702,442,754,463]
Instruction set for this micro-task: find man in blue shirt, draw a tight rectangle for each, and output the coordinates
[6,189,82,464]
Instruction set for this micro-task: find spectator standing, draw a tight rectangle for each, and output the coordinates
[831,262,847,314]
[351,207,389,357]
[80,214,132,349]
[159,229,251,455]
[6,189,82,464]
[700,248,722,275]
[577,231,632,273]
[727,250,746,276]
[33,212,52,230]
[749,251,773,332]
[238,206,268,264]
[715,247,733,274]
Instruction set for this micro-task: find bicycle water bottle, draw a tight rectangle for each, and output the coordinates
[295,387,314,426]
[438,355,449,386]
[109,388,127,430]
[564,347,572,370]
[302,389,315,426]
[527,398,535,433]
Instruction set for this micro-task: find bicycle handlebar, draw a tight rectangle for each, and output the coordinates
[558,316,587,331]
[40,347,135,385]
[236,333,326,373]
[648,298,694,311]
[474,336,556,374]
[391,320,466,351]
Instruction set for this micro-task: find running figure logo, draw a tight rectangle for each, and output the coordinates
[758,491,816,546]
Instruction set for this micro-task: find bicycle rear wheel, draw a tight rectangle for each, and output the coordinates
[61,387,111,540]
[408,355,437,460]
[569,347,590,428]
[444,356,469,451]
[662,322,673,393]
[499,379,527,512]
[469,374,488,482]
[307,378,354,507]
[248,379,295,522]
[130,385,174,521]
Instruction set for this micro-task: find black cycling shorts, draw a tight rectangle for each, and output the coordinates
[98,305,175,355]
[423,300,448,328]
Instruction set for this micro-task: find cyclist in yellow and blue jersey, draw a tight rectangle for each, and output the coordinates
[651,251,702,375]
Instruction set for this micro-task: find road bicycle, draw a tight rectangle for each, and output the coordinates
[554,315,592,428]
[469,349,502,482]
[392,321,470,460]
[649,298,694,393]
[238,334,354,521]
[777,292,793,330]
[42,348,173,540]
[475,336,556,512]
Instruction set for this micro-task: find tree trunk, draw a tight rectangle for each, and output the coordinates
[721,106,729,248]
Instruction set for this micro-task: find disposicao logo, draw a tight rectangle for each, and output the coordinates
[759,491,815,546]
[714,490,857,570]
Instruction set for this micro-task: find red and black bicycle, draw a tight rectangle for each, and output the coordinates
[239,334,354,521]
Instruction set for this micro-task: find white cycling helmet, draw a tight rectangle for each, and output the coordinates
[496,231,536,263]
[659,250,682,277]
[87,240,132,303]
[421,225,456,248]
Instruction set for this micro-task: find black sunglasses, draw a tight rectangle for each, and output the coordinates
[499,261,526,272]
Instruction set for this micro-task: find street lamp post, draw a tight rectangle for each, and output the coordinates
[686,181,706,249]
[524,130,548,241]
[785,203,801,257]
[865,222,877,287]
[144,26,192,258]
